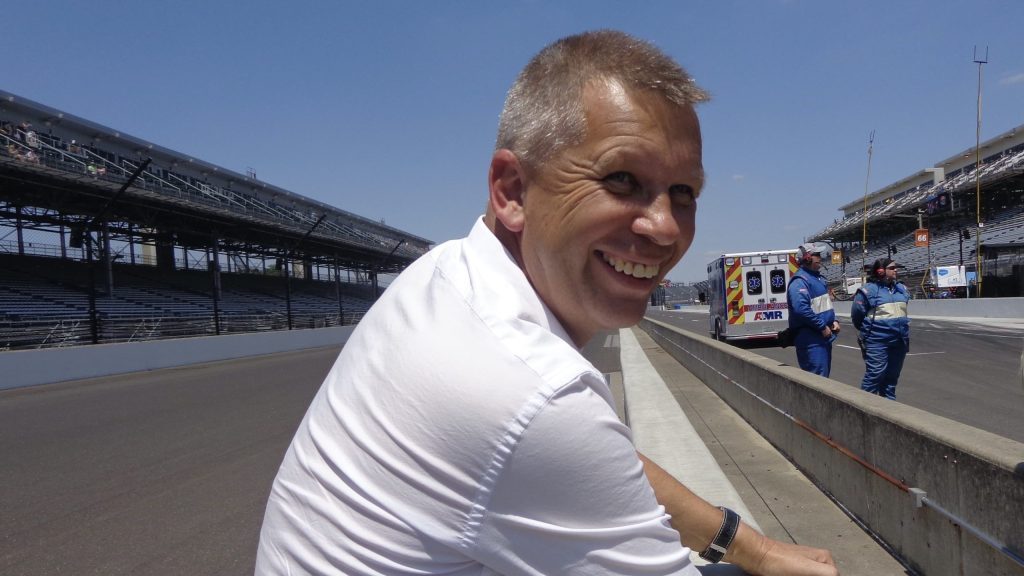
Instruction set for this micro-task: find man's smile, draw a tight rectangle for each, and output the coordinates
[600,251,660,279]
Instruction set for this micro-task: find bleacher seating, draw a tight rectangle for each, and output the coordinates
[814,143,1024,241]
[0,253,377,350]
[0,117,426,264]
[1,95,425,351]
[819,196,1024,298]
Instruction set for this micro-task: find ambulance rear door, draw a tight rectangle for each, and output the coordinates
[736,252,791,339]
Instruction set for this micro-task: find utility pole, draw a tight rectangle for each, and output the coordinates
[973,45,987,297]
[861,130,875,277]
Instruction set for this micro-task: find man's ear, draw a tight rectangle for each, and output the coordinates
[488,149,526,233]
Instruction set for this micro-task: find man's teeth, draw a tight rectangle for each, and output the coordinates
[603,254,659,279]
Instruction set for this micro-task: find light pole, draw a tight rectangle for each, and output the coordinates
[861,130,875,276]
[973,45,988,296]
[958,228,967,267]
[959,227,971,298]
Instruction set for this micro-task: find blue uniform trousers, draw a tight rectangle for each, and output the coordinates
[796,343,832,377]
[860,341,907,400]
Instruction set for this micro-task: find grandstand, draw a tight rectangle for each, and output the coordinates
[808,123,1024,299]
[662,125,1023,307]
[0,90,432,350]
[657,281,703,307]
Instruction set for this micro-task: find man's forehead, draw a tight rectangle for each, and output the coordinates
[579,84,702,176]
[585,78,631,108]
[583,78,699,120]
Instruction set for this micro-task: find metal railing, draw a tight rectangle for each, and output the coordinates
[0,311,366,351]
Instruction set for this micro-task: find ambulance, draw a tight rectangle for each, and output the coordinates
[706,249,798,342]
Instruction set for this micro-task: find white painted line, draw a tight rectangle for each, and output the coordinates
[603,334,620,348]
[916,328,1024,339]
[839,343,945,356]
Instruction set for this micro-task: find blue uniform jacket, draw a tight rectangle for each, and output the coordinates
[787,267,835,347]
[852,280,910,346]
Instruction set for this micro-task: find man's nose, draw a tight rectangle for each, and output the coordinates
[634,192,683,246]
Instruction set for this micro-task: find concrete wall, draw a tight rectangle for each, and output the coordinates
[640,317,1024,576]
[832,296,1024,318]
[675,298,1024,319]
[0,326,354,390]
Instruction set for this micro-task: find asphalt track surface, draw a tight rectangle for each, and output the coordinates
[0,339,635,576]
[0,347,336,576]
[647,309,1024,444]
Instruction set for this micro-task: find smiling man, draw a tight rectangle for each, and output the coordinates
[489,76,702,347]
[256,30,837,576]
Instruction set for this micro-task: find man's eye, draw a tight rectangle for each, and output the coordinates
[604,171,639,192]
[670,184,697,206]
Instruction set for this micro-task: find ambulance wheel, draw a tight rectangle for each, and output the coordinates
[713,320,723,341]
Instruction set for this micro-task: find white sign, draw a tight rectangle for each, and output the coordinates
[935,265,967,288]
[844,276,863,295]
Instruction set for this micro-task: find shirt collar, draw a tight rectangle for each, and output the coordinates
[460,217,577,349]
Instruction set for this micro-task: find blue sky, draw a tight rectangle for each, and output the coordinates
[4,1,1022,282]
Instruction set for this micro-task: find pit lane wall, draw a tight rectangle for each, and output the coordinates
[0,326,354,390]
[639,317,1024,576]
[831,296,1024,318]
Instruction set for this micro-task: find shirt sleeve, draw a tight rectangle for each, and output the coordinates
[788,277,824,331]
[465,375,699,576]
[851,288,869,331]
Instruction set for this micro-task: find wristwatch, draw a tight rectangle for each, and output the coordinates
[698,506,741,563]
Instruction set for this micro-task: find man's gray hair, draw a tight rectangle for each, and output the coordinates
[496,30,709,172]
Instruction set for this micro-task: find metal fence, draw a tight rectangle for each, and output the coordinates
[0,311,366,352]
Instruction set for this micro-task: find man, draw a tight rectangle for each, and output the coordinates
[852,258,910,399]
[787,243,839,376]
[256,31,836,575]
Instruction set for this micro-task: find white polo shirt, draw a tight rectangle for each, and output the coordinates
[255,217,697,575]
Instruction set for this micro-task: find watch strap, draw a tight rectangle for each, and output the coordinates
[698,506,740,564]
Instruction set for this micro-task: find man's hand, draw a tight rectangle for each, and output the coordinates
[639,454,839,576]
[745,538,838,576]
[821,321,840,338]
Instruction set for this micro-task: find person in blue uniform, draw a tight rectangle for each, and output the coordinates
[852,258,910,399]
[787,243,839,376]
